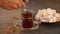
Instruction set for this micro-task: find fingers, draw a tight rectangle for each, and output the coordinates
[8,0,19,4]
[8,0,26,9]
[10,0,26,8]
[16,0,26,8]
[9,4,19,9]
[19,0,26,8]
[2,3,19,9]
[22,0,26,8]
[0,0,26,10]
[8,0,21,8]
[17,0,22,8]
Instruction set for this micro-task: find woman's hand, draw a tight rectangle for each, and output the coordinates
[0,0,26,10]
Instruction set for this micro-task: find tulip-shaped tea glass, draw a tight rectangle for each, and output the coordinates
[13,9,39,30]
